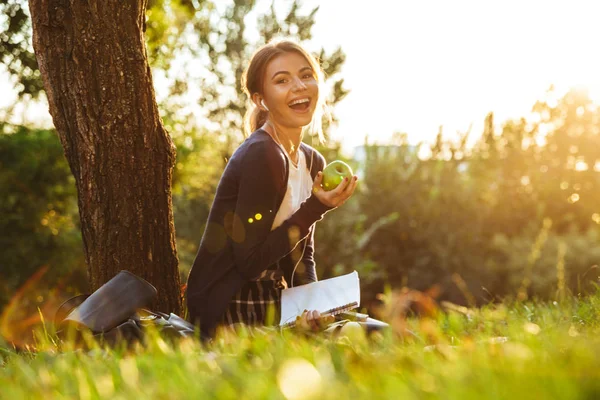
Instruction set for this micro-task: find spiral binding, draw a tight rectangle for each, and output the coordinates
[280,301,359,328]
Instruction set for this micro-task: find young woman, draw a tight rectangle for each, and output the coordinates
[186,39,358,338]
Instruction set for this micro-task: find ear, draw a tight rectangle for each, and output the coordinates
[251,93,265,111]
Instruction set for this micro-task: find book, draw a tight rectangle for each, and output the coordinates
[280,301,359,328]
[279,271,360,327]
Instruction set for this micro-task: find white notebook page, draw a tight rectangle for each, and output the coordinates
[279,271,360,326]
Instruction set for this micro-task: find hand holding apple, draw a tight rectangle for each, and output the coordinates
[312,160,358,208]
[322,160,354,191]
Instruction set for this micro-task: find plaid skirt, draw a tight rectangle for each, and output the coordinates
[221,268,288,327]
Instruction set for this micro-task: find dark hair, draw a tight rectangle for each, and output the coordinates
[241,39,329,142]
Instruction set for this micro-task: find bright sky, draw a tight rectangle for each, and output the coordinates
[2,0,600,157]
[299,0,600,154]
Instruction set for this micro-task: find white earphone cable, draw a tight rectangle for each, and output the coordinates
[264,109,315,288]
[289,129,314,287]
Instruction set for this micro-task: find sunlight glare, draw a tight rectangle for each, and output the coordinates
[575,161,588,171]
[568,193,580,204]
[277,358,322,400]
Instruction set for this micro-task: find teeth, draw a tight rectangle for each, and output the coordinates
[289,98,309,106]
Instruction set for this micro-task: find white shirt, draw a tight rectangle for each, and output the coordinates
[271,149,314,231]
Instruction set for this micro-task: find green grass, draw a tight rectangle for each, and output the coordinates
[2,295,600,399]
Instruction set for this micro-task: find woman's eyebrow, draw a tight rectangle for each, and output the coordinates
[271,71,290,79]
[271,66,313,79]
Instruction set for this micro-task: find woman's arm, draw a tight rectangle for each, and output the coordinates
[230,141,332,280]
[291,227,317,286]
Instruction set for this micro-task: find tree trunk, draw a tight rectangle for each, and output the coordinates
[29,0,181,314]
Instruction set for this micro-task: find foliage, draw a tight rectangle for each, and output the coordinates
[0,0,348,147]
[166,114,224,280]
[316,87,600,306]
[191,0,348,143]
[0,0,43,97]
[2,294,600,398]
[0,123,86,310]
[0,0,212,98]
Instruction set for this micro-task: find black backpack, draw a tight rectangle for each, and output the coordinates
[54,270,196,347]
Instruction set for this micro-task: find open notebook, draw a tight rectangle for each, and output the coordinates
[279,271,360,327]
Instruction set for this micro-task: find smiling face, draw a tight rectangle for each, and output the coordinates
[258,51,319,130]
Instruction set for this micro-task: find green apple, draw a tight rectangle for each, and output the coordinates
[321,160,353,191]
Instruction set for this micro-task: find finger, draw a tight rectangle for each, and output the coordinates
[334,179,356,208]
[343,176,358,196]
[341,175,355,193]
[303,310,310,321]
[311,320,319,331]
[317,313,334,329]
[315,311,326,329]
[310,312,320,330]
[331,176,350,196]
[313,171,323,186]
[311,310,320,321]
[312,172,323,194]
[299,311,310,330]
[305,310,318,330]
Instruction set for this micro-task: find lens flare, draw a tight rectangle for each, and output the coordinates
[277,358,322,400]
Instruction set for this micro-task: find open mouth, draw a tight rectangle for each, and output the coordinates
[288,97,311,112]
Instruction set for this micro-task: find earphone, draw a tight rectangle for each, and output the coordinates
[289,129,315,288]
[262,101,316,288]
[261,99,269,112]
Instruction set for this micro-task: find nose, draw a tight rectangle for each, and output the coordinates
[292,77,307,92]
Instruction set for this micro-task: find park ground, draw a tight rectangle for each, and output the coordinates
[2,291,600,399]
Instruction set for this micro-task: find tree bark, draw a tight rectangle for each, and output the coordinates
[29,0,181,314]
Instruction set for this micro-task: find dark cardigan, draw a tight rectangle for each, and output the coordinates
[186,129,333,337]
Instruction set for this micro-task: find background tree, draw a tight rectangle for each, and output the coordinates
[28,0,181,313]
